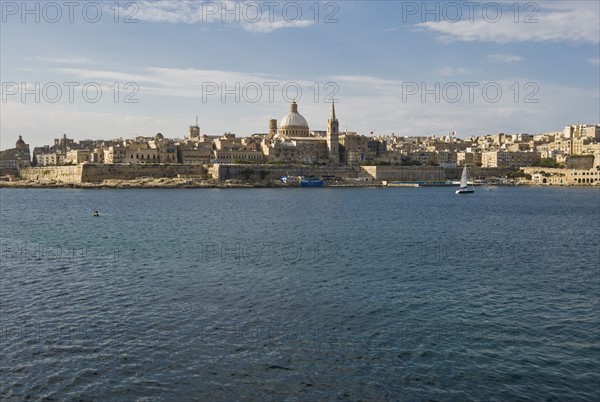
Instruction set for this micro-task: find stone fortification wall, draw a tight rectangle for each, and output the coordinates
[361,166,446,181]
[210,164,359,181]
[360,166,507,181]
[565,155,595,170]
[20,166,83,183]
[20,164,206,183]
[81,164,206,182]
[211,164,512,182]
[19,164,513,184]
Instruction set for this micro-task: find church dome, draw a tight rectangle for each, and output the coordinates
[279,100,308,129]
[15,135,26,148]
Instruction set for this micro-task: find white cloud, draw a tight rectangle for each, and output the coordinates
[53,66,307,99]
[292,74,600,138]
[31,56,94,64]
[0,102,183,150]
[587,57,600,66]
[415,2,599,44]
[130,0,314,32]
[241,18,313,33]
[3,68,598,151]
[488,54,523,63]
[328,75,403,87]
[436,67,474,76]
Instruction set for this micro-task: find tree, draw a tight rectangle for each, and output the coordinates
[240,167,254,181]
[535,158,560,168]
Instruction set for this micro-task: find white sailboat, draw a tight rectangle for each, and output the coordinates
[455,166,474,194]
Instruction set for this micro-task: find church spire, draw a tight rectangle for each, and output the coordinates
[326,99,340,164]
[329,99,337,122]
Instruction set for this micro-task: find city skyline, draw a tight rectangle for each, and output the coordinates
[2,0,599,151]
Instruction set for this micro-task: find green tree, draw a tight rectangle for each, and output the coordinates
[536,158,560,168]
[240,167,254,181]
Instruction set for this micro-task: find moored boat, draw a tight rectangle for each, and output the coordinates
[300,177,324,187]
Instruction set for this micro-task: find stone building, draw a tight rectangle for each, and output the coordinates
[262,100,330,164]
[339,133,385,165]
[177,141,212,165]
[0,135,31,173]
[527,167,600,186]
[457,150,482,167]
[481,150,541,168]
[65,149,91,165]
[212,134,264,164]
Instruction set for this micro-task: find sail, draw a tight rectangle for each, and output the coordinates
[460,166,468,188]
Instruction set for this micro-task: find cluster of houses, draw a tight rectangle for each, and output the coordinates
[1,101,599,176]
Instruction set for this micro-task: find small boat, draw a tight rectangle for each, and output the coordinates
[92,210,100,217]
[455,166,474,194]
[300,177,324,187]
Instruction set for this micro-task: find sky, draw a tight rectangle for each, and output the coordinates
[1,0,599,150]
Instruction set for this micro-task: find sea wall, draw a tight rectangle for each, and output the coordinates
[20,164,207,183]
[210,164,360,181]
[20,166,83,183]
[80,164,206,182]
[359,166,508,181]
[211,164,510,182]
[361,166,446,181]
[18,164,518,184]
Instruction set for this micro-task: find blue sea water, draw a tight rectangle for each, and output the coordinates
[0,186,599,401]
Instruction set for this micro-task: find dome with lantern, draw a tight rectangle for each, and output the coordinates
[278,100,309,138]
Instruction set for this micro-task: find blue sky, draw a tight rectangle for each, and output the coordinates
[1,0,599,150]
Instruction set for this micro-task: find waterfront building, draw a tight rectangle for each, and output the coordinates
[528,167,600,185]
[88,148,104,163]
[35,152,62,166]
[177,141,212,165]
[436,150,458,168]
[338,133,363,165]
[32,133,112,166]
[152,135,178,164]
[457,151,482,167]
[104,145,126,164]
[212,134,264,164]
[0,136,31,175]
[410,151,437,166]
[338,133,386,165]
[65,149,91,165]
[124,142,159,164]
[481,150,541,168]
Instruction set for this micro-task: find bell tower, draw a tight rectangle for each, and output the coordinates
[188,116,200,139]
[326,99,339,163]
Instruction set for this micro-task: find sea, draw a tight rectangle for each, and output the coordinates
[0,186,599,401]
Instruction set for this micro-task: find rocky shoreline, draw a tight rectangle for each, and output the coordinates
[4,177,595,189]
[0,177,383,189]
